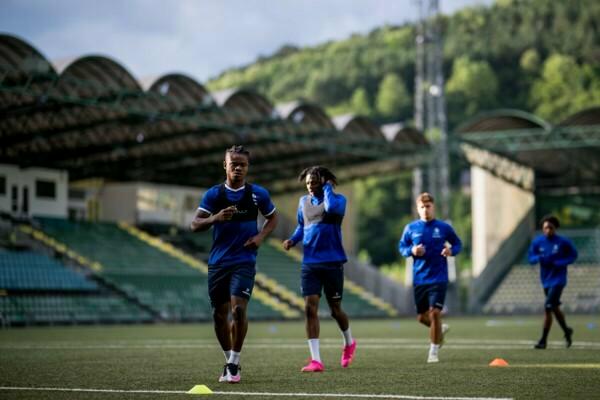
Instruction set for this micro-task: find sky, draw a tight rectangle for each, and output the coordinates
[1,0,493,83]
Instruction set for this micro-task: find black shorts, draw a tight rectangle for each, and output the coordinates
[413,283,447,314]
[543,285,564,309]
[207,263,255,308]
[301,262,344,301]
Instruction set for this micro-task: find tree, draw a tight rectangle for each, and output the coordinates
[446,56,499,123]
[375,73,411,118]
[350,87,372,115]
[530,54,600,121]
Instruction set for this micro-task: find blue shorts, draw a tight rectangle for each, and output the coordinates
[413,283,447,314]
[301,263,344,301]
[543,285,564,309]
[207,263,255,308]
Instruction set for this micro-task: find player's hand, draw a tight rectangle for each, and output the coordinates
[441,246,452,257]
[244,235,263,250]
[412,244,425,257]
[282,239,294,251]
[215,205,237,221]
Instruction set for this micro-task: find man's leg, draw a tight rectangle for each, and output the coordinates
[417,312,431,327]
[300,294,325,372]
[535,309,553,349]
[327,297,356,368]
[552,306,573,348]
[213,302,232,352]
[212,301,232,382]
[230,296,249,353]
[429,307,442,345]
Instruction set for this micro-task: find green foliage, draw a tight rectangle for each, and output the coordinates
[520,48,541,73]
[530,54,600,121]
[350,87,372,115]
[209,0,600,128]
[353,173,414,266]
[446,56,499,124]
[376,73,411,118]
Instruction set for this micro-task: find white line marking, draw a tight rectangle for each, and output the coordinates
[0,386,513,400]
[1,341,598,350]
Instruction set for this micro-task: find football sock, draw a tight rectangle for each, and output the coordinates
[223,350,232,362]
[341,328,353,346]
[308,339,321,362]
[430,343,440,353]
[228,351,241,365]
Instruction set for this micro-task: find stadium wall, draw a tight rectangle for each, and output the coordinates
[471,165,535,277]
[0,164,68,218]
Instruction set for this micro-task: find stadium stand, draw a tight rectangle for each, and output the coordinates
[483,229,600,314]
[29,217,295,321]
[0,249,98,291]
[136,223,397,318]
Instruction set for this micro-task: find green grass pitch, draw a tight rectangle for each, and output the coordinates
[1,315,599,399]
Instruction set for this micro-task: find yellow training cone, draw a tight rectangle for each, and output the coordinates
[188,385,213,395]
[489,358,509,367]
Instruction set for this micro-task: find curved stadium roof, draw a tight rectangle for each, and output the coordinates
[0,34,429,192]
[456,108,600,190]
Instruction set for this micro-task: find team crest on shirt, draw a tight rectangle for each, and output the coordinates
[252,193,258,205]
[552,244,559,254]
[433,227,442,239]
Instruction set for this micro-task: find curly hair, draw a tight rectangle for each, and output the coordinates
[298,166,337,186]
[540,214,560,229]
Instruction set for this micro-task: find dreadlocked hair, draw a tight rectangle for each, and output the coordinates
[298,166,337,186]
[225,145,250,160]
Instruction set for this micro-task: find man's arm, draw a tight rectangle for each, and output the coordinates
[283,203,304,250]
[442,225,462,257]
[190,206,235,232]
[244,211,278,250]
[398,226,414,258]
[527,240,540,265]
[323,182,345,215]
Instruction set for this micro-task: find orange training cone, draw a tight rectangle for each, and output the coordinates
[489,358,509,367]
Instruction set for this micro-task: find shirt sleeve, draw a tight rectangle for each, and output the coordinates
[398,225,413,258]
[198,187,217,215]
[445,224,462,256]
[527,239,540,265]
[255,186,276,217]
[323,183,345,215]
[289,198,304,244]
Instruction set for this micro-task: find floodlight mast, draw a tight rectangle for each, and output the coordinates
[413,0,449,219]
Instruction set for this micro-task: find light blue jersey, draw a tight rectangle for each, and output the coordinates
[289,183,347,265]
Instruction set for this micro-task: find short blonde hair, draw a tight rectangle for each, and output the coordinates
[416,192,434,204]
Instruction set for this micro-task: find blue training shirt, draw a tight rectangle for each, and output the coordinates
[398,219,462,285]
[288,183,347,265]
[528,234,578,288]
[199,182,276,267]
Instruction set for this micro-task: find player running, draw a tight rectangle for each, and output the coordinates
[282,166,357,372]
[190,145,278,383]
[528,215,578,349]
[398,192,462,363]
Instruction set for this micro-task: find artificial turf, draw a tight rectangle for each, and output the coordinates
[1,315,599,400]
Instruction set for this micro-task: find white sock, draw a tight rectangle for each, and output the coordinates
[223,350,232,362]
[430,343,440,354]
[227,351,241,365]
[308,339,321,362]
[341,328,353,346]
